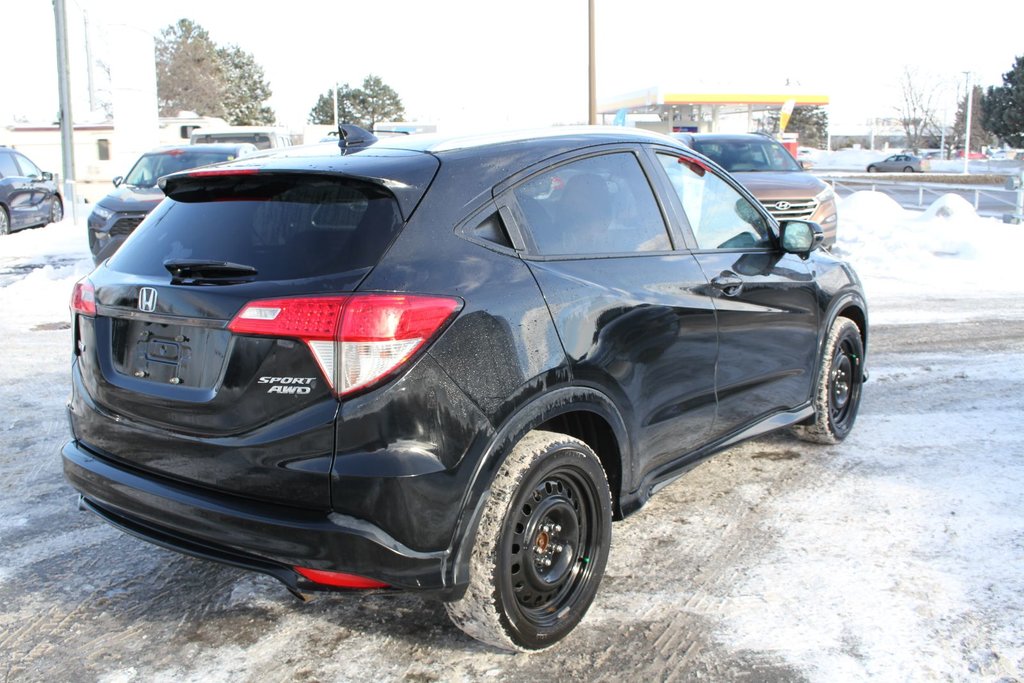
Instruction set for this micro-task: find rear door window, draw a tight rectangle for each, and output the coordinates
[0,152,19,177]
[107,174,403,281]
[513,152,671,256]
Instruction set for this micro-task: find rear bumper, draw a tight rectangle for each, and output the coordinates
[62,440,451,595]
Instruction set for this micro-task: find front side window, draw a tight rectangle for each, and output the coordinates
[14,154,41,178]
[657,153,771,250]
[513,152,670,256]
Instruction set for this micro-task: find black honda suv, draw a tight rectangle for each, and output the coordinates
[63,128,867,651]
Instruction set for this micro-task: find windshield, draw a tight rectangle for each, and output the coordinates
[692,138,802,173]
[123,150,242,188]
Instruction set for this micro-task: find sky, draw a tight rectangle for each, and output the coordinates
[4,0,1023,133]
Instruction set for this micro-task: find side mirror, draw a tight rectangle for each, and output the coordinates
[799,160,809,170]
[41,171,54,182]
[112,176,123,187]
[779,220,825,258]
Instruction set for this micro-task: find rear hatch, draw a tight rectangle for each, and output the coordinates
[71,156,438,509]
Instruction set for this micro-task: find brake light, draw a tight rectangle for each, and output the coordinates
[70,278,96,316]
[228,294,461,397]
[294,566,389,589]
[187,168,260,178]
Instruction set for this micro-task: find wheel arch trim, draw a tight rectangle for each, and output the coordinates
[444,385,629,595]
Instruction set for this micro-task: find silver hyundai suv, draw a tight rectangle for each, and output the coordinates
[672,133,838,246]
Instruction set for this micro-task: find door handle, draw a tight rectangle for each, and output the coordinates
[711,273,744,297]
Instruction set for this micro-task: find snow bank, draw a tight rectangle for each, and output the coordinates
[833,191,1024,304]
[810,149,891,171]
[0,218,92,330]
[0,215,89,264]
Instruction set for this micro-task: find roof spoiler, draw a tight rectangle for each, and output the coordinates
[336,124,378,155]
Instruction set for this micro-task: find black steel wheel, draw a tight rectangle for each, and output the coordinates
[446,430,612,651]
[49,196,64,225]
[794,316,864,444]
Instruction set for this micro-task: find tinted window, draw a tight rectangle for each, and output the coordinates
[514,152,670,255]
[107,175,403,281]
[123,150,246,188]
[691,138,801,172]
[657,153,771,250]
[0,152,18,177]
[14,153,42,178]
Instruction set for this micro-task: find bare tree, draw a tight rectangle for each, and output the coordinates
[895,68,941,151]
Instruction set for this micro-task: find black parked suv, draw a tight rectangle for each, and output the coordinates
[64,128,867,651]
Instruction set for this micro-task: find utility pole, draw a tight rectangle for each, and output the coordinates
[84,10,95,113]
[588,0,596,125]
[53,0,76,215]
[962,71,973,175]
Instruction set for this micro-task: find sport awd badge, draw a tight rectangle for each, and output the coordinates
[258,376,316,395]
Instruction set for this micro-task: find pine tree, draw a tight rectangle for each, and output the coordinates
[155,19,275,124]
[308,84,358,125]
[218,45,275,125]
[156,19,225,118]
[951,86,991,152]
[350,75,405,129]
[982,55,1024,147]
[308,76,404,130]
[758,106,829,148]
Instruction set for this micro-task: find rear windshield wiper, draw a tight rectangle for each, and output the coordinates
[164,259,258,283]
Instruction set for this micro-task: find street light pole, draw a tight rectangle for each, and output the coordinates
[53,0,76,214]
[963,71,973,175]
[588,0,596,125]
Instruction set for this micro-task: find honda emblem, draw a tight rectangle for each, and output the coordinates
[138,287,158,312]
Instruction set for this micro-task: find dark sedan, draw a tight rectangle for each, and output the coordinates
[88,143,257,262]
[0,146,63,235]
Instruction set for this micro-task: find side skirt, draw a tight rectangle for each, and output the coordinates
[619,404,814,517]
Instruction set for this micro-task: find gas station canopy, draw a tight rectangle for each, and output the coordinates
[599,87,829,134]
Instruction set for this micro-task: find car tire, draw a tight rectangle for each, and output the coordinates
[903,166,914,173]
[445,430,612,651]
[793,316,864,444]
[49,195,64,225]
[0,205,9,235]
[867,166,877,173]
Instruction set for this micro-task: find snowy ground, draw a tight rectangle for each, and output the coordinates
[1,193,1023,681]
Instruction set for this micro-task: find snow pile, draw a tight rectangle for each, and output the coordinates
[810,149,891,171]
[0,215,89,264]
[0,217,92,330]
[716,353,1024,679]
[833,191,1024,301]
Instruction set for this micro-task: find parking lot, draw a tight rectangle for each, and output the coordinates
[1,212,1023,681]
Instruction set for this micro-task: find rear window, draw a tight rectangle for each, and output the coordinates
[107,175,402,281]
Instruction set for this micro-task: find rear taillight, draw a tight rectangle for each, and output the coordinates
[70,278,96,316]
[228,294,461,397]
